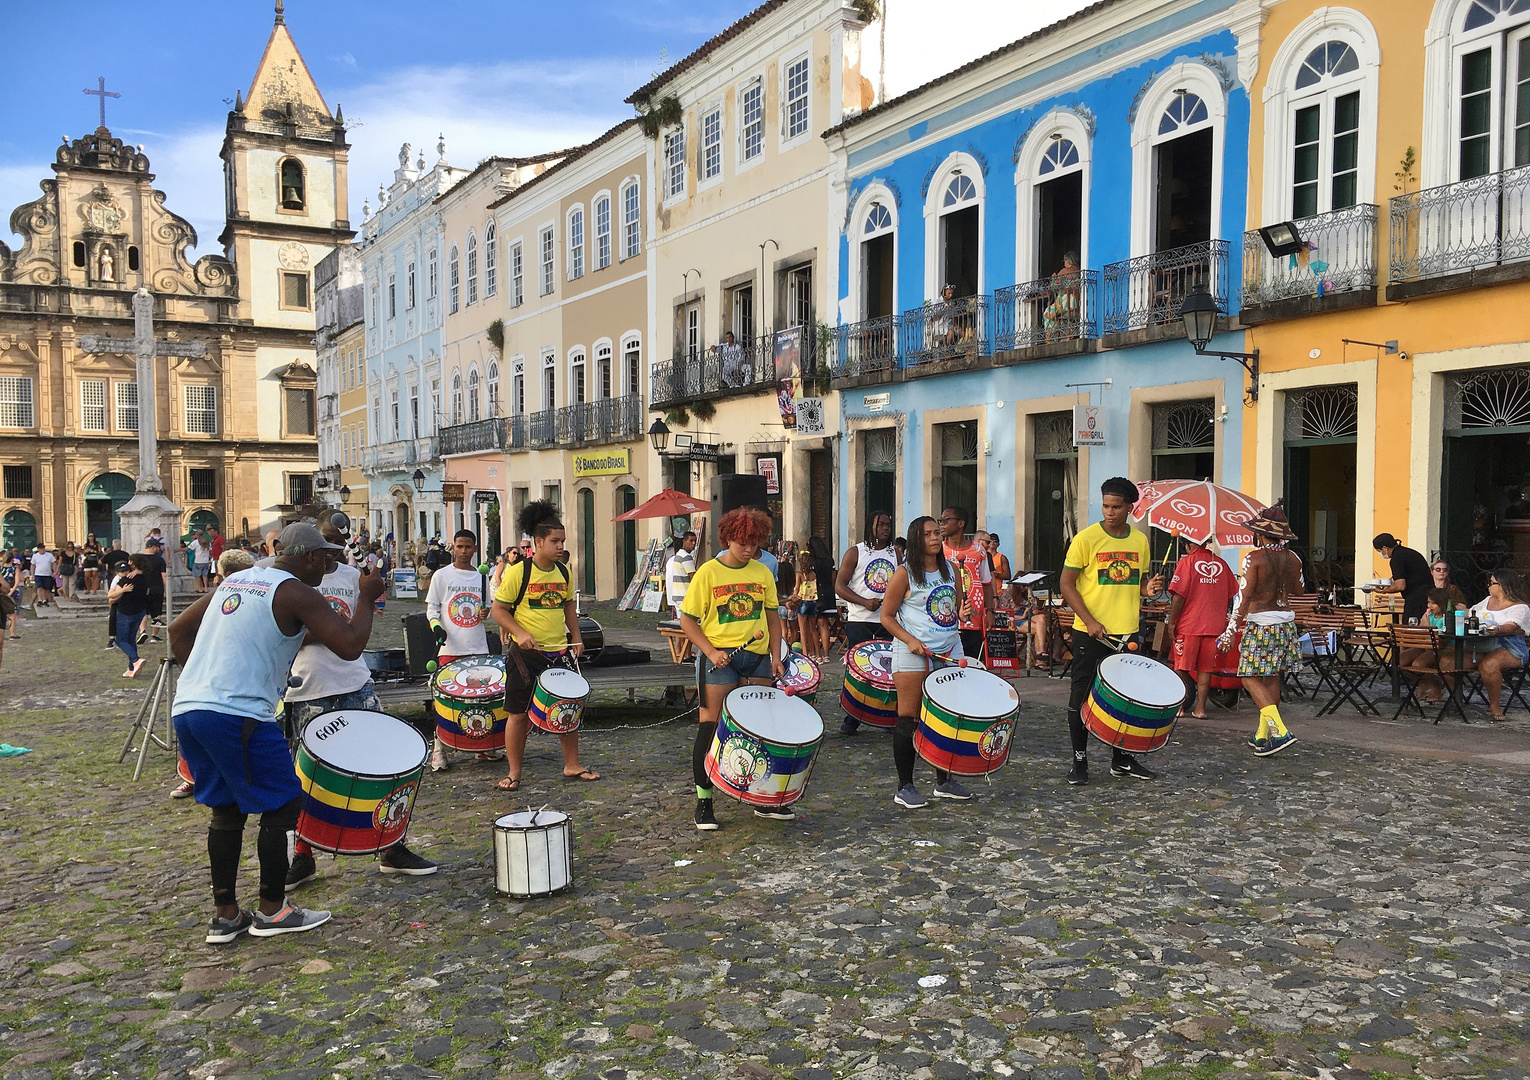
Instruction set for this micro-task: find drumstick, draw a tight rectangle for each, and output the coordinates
[925,650,970,668]
[710,630,766,671]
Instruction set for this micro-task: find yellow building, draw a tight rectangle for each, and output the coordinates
[1241,0,1530,592]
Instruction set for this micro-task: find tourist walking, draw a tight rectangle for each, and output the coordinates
[1223,505,1305,754]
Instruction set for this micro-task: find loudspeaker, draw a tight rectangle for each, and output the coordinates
[708,473,769,554]
[402,611,437,677]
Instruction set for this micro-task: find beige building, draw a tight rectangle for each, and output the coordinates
[314,244,367,516]
[439,120,653,598]
[631,0,875,546]
[0,8,347,548]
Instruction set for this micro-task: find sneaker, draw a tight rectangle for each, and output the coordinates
[932,778,973,800]
[1247,735,1268,752]
[694,798,719,831]
[429,749,450,773]
[1255,732,1297,757]
[249,903,332,937]
[169,780,194,800]
[753,804,796,821]
[104,640,118,650]
[1110,755,1157,780]
[894,783,928,809]
[205,910,253,944]
[1067,760,1089,786]
[839,717,860,736]
[378,842,438,876]
[286,853,317,890]
[137,631,149,645]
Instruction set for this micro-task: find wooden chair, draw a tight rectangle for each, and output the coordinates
[1389,624,1445,721]
[1298,612,1378,716]
[656,620,694,664]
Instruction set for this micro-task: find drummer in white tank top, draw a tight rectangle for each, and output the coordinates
[834,514,899,735]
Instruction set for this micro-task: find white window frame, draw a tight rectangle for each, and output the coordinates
[739,76,766,167]
[663,124,687,202]
[922,152,987,301]
[781,52,812,148]
[511,355,525,415]
[468,365,482,423]
[484,221,497,297]
[115,380,137,430]
[184,384,218,436]
[80,379,106,431]
[569,348,587,405]
[450,372,463,425]
[407,260,416,308]
[390,387,400,439]
[1013,108,1093,283]
[541,350,556,410]
[568,206,585,280]
[1128,62,1227,258]
[620,179,641,260]
[847,184,901,323]
[539,226,555,295]
[410,383,420,438]
[448,244,460,313]
[621,335,642,398]
[466,230,479,306]
[427,248,438,299]
[594,341,613,400]
[1260,10,1380,224]
[1424,0,1530,184]
[487,358,500,416]
[510,240,524,307]
[387,273,396,318]
[701,103,724,185]
[593,193,612,269]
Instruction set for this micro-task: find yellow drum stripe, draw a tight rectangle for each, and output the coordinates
[1084,696,1171,740]
[296,757,383,812]
[918,708,994,744]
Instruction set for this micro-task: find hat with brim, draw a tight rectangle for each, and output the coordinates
[1242,506,1298,543]
[276,522,345,556]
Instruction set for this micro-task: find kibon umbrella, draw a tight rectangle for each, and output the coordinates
[611,487,711,521]
[1132,479,1266,548]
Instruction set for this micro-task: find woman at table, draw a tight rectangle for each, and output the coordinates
[1429,560,1468,611]
[1442,569,1530,721]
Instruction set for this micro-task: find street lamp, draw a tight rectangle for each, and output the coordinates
[648,417,671,453]
[1179,288,1259,404]
[412,468,426,492]
[338,485,350,503]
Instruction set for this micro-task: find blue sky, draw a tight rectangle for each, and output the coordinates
[0,0,1090,259]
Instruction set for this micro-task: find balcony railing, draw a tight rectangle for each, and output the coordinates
[1102,239,1229,335]
[900,295,991,368]
[650,329,816,409]
[558,394,645,447]
[529,408,557,449]
[829,315,901,379]
[439,417,506,456]
[361,436,439,475]
[1389,165,1530,283]
[1244,204,1378,306]
[993,270,1100,352]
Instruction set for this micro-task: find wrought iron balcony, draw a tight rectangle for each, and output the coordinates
[1243,205,1378,308]
[649,329,816,409]
[528,408,558,449]
[1389,165,1530,285]
[438,417,507,456]
[900,295,991,369]
[993,270,1100,352]
[361,436,439,475]
[828,315,901,379]
[558,394,645,447]
[1102,240,1229,335]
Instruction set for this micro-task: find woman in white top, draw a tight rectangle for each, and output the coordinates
[1455,569,1530,722]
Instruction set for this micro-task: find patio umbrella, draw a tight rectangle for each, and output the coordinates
[1132,479,1266,548]
[611,487,711,521]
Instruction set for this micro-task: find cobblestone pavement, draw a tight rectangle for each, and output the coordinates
[3,615,1530,1080]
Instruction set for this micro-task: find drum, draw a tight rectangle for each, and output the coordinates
[493,809,572,897]
[433,656,509,750]
[705,687,824,808]
[1083,653,1186,754]
[527,667,591,734]
[578,617,604,664]
[776,651,822,703]
[295,710,428,855]
[841,640,897,729]
[915,665,1020,775]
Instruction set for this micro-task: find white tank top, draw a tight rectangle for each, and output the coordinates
[287,563,371,701]
[845,542,899,623]
[896,565,961,654]
[172,566,307,722]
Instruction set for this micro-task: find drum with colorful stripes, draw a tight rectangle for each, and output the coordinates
[295,710,428,855]
[433,656,509,750]
[841,640,897,728]
[527,667,590,734]
[705,687,824,808]
[1082,653,1185,754]
[915,664,1019,775]
[776,651,822,703]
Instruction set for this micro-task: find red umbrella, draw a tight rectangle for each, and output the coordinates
[611,487,711,521]
[1132,479,1266,548]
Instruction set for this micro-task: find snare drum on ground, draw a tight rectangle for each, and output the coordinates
[295,710,428,855]
[433,656,508,750]
[916,665,1019,775]
[705,686,824,807]
[841,640,897,728]
[527,666,591,733]
[1082,653,1185,754]
[492,809,572,897]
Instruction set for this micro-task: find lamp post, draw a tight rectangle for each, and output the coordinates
[1179,288,1259,404]
[647,417,671,453]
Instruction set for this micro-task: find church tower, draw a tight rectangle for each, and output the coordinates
[219,0,353,331]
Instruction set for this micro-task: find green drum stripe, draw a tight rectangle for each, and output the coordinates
[298,747,412,801]
[1093,680,1179,722]
[1088,687,1178,730]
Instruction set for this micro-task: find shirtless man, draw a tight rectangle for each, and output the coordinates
[1219,505,1305,756]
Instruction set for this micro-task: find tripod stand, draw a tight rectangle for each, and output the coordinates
[117,654,177,780]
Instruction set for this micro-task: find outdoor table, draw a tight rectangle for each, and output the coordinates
[1435,623,1491,723]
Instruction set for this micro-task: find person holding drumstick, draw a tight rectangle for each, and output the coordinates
[880,514,972,809]
[491,502,599,791]
[679,507,785,830]
[1059,477,1165,785]
[425,528,497,773]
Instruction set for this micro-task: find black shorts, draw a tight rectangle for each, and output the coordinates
[147,591,165,618]
[504,649,562,715]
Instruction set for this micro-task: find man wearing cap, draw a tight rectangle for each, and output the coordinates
[170,522,385,943]
[1220,505,1306,755]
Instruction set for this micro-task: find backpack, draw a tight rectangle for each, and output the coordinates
[503,558,570,614]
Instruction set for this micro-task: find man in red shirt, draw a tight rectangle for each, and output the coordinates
[939,506,994,660]
[1163,538,1238,718]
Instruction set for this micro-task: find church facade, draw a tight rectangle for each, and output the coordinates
[0,7,349,548]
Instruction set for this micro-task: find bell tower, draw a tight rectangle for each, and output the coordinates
[219,0,353,329]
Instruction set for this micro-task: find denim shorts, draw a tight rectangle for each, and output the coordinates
[799,601,820,619]
[778,605,797,622]
[890,637,963,673]
[697,648,773,685]
[1481,634,1530,664]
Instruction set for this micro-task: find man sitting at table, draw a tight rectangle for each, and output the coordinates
[1441,569,1530,723]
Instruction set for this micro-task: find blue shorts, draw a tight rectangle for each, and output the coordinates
[174,709,303,814]
[799,601,820,619]
[697,648,773,686]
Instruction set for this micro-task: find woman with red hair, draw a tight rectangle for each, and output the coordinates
[679,507,784,831]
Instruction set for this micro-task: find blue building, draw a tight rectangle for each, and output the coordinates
[823,0,1260,571]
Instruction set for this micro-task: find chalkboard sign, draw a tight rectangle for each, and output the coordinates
[984,628,1019,673]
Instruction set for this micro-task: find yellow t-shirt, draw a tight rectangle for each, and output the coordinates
[681,556,778,654]
[492,560,571,650]
[1063,521,1150,635]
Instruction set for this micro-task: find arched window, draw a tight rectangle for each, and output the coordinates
[279,158,306,211]
[483,222,497,297]
[925,158,985,300]
[450,372,463,425]
[467,367,481,422]
[865,203,893,233]
[448,245,460,313]
[570,349,587,405]
[943,175,978,208]
[568,207,585,280]
[487,359,500,415]
[1039,138,1080,175]
[1130,64,1227,257]
[621,180,641,260]
[595,343,613,399]
[1451,0,1530,179]
[857,193,898,321]
[1016,114,1093,284]
[466,231,479,306]
[594,195,611,269]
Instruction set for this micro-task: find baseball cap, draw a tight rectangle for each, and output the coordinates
[277,522,345,555]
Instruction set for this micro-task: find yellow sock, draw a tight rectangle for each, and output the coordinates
[1261,704,1287,738]
[1255,712,1270,741]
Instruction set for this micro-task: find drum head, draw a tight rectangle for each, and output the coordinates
[301,710,428,777]
[922,667,1019,718]
[847,641,894,684]
[1098,654,1185,709]
[495,810,569,829]
[778,652,820,691]
[537,667,591,697]
[723,687,824,745]
[435,656,506,698]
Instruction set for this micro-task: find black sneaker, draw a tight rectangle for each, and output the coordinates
[932,778,973,800]
[286,853,317,890]
[1067,760,1089,786]
[104,640,118,650]
[694,799,719,831]
[378,842,438,876]
[137,631,149,645]
[1110,755,1157,780]
[206,910,253,944]
[249,904,331,937]
[839,717,860,736]
[753,804,796,821]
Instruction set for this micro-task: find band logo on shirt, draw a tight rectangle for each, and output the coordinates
[327,594,353,619]
[220,594,242,615]
[863,556,894,595]
[926,583,958,628]
[713,582,764,623]
[1095,551,1141,586]
[447,592,481,627]
[526,581,567,609]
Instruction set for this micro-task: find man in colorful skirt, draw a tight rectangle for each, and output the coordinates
[1221,505,1306,756]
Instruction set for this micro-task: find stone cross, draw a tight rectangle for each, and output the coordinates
[83,76,120,129]
[79,288,207,495]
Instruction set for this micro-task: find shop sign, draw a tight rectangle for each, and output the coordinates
[573,449,632,476]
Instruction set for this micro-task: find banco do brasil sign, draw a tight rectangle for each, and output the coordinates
[572,449,631,477]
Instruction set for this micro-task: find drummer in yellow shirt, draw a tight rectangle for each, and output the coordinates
[490,501,600,791]
[1058,476,1164,786]
[680,507,785,831]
